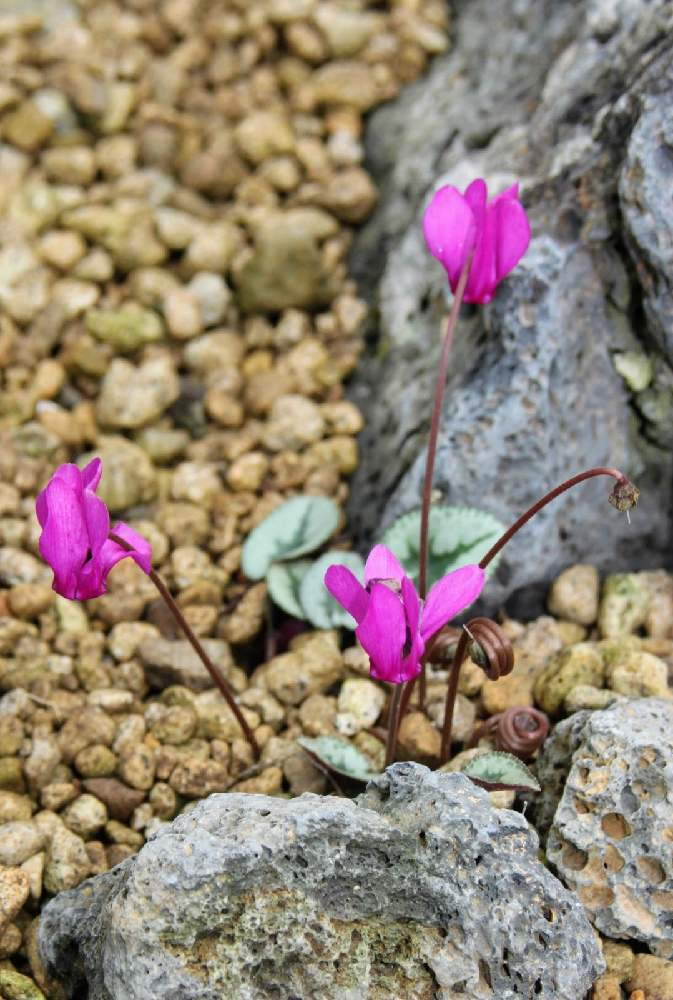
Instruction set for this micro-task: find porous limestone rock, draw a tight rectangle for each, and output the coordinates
[537,699,673,957]
[38,765,603,1000]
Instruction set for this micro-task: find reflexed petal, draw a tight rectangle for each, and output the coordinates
[420,564,485,641]
[423,185,476,289]
[99,521,153,578]
[401,576,421,636]
[356,583,406,684]
[38,478,88,599]
[364,544,406,585]
[325,564,369,623]
[81,457,103,492]
[493,196,531,281]
[464,196,497,304]
[53,463,84,494]
[464,178,487,221]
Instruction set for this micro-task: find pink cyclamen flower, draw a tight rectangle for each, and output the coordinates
[423,178,531,304]
[36,458,152,601]
[324,544,484,684]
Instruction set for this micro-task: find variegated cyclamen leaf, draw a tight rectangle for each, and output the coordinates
[241,496,340,581]
[267,560,312,619]
[461,751,541,792]
[300,550,365,629]
[297,735,379,783]
[382,506,505,589]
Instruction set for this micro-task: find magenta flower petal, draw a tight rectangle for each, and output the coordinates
[423,185,476,289]
[81,457,103,491]
[356,582,407,683]
[493,196,531,282]
[399,576,424,682]
[36,460,152,601]
[102,521,153,576]
[425,177,530,304]
[324,564,369,624]
[363,544,406,586]
[38,478,89,599]
[420,564,485,642]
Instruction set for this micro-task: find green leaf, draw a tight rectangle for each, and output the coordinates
[461,751,541,792]
[242,496,340,581]
[382,506,505,589]
[267,560,312,618]
[297,735,379,783]
[299,550,365,629]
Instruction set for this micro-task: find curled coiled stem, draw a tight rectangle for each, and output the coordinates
[470,706,550,761]
[439,617,513,764]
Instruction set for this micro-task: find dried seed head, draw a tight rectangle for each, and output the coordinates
[608,477,640,512]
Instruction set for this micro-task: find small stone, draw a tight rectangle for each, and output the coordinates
[226,452,269,491]
[151,706,197,745]
[315,167,378,223]
[335,678,385,735]
[0,791,32,823]
[605,650,670,699]
[187,273,231,328]
[626,954,673,998]
[0,866,29,929]
[264,631,343,705]
[117,745,155,791]
[564,684,620,713]
[43,828,91,894]
[21,853,44,901]
[139,637,235,692]
[82,779,146,823]
[235,111,294,165]
[62,795,108,839]
[0,822,45,866]
[548,564,600,625]
[171,462,222,507]
[262,394,325,450]
[7,583,55,619]
[533,643,605,716]
[97,355,180,429]
[298,694,337,736]
[396,712,441,765]
[87,436,158,512]
[149,783,177,821]
[591,975,622,1000]
[40,784,79,812]
[42,145,96,185]
[87,690,134,714]
[311,61,379,110]
[0,759,25,794]
[38,230,87,271]
[74,745,118,779]
[232,766,283,795]
[221,584,268,644]
[0,716,23,756]
[602,939,634,983]
[3,100,53,151]
[58,708,116,764]
[164,288,202,340]
[599,574,651,638]
[108,622,160,662]
[0,922,21,959]
[105,820,143,848]
[86,307,164,352]
[169,757,229,798]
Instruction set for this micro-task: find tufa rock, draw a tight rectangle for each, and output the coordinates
[39,764,602,999]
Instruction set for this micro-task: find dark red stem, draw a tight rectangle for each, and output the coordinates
[110,532,260,758]
[439,466,632,763]
[417,253,473,708]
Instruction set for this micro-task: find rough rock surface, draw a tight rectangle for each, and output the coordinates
[536,698,673,956]
[350,0,673,612]
[38,765,603,1000]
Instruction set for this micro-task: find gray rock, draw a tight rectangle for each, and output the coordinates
[137,636,234,691]
[349,0,673,614]
[536,698,673,956]
[38,764,603,999]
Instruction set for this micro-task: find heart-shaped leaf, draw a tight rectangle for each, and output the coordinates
[461,750,541,792]
[382,506,505,590]
[300,550,365,629]
[297,735,379,784]
[242,496,340,581]
[267,560,312,618]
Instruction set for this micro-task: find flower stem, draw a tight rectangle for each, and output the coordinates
[438,466,635,763]
[384,684,403,768]
[417,253,473,709]
[109,532,260,759]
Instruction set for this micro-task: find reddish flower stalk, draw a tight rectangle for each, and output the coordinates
[438,466,638,763]
[416,252,473,708]
[110,532,260,759]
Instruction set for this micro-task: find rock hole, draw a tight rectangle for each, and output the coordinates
[601,812,631,839]
[562,844,588,871]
